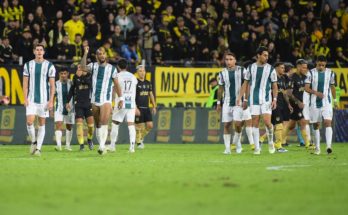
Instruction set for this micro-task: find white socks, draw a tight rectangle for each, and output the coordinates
[99,125,108,150]
[252,127,260,150]
[96,128,101,144]
[66,129,72,147]
[314,129,320,150]
[266,125,274,145]
[245,127,254,145]
[305,124,311,143]
[233,132,242,151]
[37,125,45,150]
[129,125,136,148]
[325,127,333,149]
[55,130,62,147]
[110,123,119,148]
[223,134,231,152]
[27,124,36,143]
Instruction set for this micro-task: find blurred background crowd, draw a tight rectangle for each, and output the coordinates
[1,0,348,67]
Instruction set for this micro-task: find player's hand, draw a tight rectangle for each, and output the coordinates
[271,100,277,110]
[236,97,241,106]
[84,46,89,55]
[152,107,157,115]
[242,100,248,110]
[24,98,29,107]
[216,104,222,113]
[48,101,54,111]
[298,102,304,109]
[66,103,71,112]
[135,107,141,116]
[315,92,324,99]
[118,100,123,109]
[288,104,293,113]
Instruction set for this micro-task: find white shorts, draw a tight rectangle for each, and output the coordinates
[92,101,112,107]
[242,107,252,121]
[221,105,245,122]
[250,102,272,115]
[310,106,333,123]
[54,112,75,124]
[303,104,310,121]
[112,108,136,123]
[26,102,49,118]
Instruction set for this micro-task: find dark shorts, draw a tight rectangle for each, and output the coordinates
[282,105,290,121]
[135,108,152,123]
[290,104,304,121]
[271,106,283,125]
[75,104,93,119]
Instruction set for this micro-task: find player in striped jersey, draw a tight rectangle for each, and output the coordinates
[239,47,278,154]
[23,44,56,156]
[54,69,74,151]
[108,59,138,153]
[217,52,254,154]
[305,55,337,155]
[81,46,123,155]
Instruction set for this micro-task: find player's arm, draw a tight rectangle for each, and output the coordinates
[113,77,123,109]
[304,84,323,99]
[23,63,29,106]
[80,46,90,73]
[149,91,157,115]
[216,85,224,113]
[66,77,76,111]
[48,77,55,111]
[271,69,278,110]
[330,72,337,108]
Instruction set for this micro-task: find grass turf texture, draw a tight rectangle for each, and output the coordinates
[0,143,347,215]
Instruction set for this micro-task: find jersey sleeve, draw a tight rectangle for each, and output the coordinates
[48,64,56,78]
[87,63,93,72]
[111,66,118,79]
[270,68,277,82]
[244,66,251,81]
[305,72,312,84]
[23,62,29,76]
[218,71,224,86]
[330,71,335,85]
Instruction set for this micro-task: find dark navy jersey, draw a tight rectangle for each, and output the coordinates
[136,79,153,108]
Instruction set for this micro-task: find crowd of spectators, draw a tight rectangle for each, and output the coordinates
[1,0,348,67]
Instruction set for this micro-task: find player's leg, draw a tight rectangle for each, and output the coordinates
[54,120,63,151]
[272,107,287,152]
[242,107,254,150]
[302,104,312,147]
[232,106,243,153]
[139,108,153,149]
[251,105,261,154]
[323,107,333,154]
[282,108,298,146]
[262,113,275,154]
[35,104,49,155]
[299,118,310,148]
[76,117,85,150]
[65,114,74,150]
[86,114,95,150]
[311,107,321,155]
[135,110,145,147]
[126,109,136,153]
[97,103,112,154]
[109,108,125,152]
[26,103,37,154]
[222,105,233,154]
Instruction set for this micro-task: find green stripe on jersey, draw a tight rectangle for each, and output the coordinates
[316,72,325,108]
[106,67,115,100]
[34,63,42,103]
[62,83,68,114]
[253,67,263,105]
[95,66,105,103]
[265,68,272,102]
[228,70,236,106]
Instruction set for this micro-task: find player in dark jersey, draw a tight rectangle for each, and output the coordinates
[135,65,157,149]
[66,65,94,151]
[282,59,310,148]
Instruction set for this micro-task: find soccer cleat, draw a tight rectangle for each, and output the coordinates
[98,148,107,155]
[308,144,315,150]
[223,150,231,155]
[33,149,41,156]
[87,139,94,150]
[106,144,116,152]
[129,147,135,153]
[282,143,289,147]
[313,148,320,155]
[230,144,236,150]
[250,144,255,150]
[137,143,145,149]
[327,148,332,154]
[65,146,72,151]
[277,148,288,153]
[54,146,62,151]
[269,144,276,154]
[298,142,305,147]
[79,144,85,151]
[30,142,37,154]
[236,148,243,154]
[253,149,261,155]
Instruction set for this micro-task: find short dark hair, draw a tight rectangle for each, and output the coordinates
[316,55,327,62]
[117,58,128,69]
[274,62,284,68]
[59,69,69,73]
[296,59,308,65]
[256,46,268,55]
[224,51,236,59]
[34,43,45,50]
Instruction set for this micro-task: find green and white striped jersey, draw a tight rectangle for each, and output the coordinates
[218,66,244,107]
[55,80,73,115]
[23,60,56,104]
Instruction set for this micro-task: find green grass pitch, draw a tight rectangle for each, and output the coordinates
[0,143,347,215]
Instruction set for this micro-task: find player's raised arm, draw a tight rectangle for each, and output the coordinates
[80,46,90,72]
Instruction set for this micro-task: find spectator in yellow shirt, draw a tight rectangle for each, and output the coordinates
[64,12,85,43]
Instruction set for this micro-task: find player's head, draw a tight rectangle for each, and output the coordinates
[136,65,146,80]
[33,44,45,59]
[256,46,269,64]
[96,47,107,64]
[316,55,327,71]
[274,62,285,75]
[59,69,69,82]
[296,59,308,75]
[223,52,236,68]
[117,58,128,71]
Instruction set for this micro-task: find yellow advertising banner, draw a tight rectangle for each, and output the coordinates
[156,109,171,142]
[0,108,15,143]
[182,109,196,142]
[207,110,220,142]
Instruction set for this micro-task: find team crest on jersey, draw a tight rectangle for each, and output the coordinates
[298,112,302,117]
[276,117,280,122]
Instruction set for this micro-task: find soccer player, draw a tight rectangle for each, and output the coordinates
[81,46,123,155]
[239,46,278,154]
[108,59,138,153]
[54,69,74,151]
[305,55,337,155]
[23,44,56,156]
[282,59,311,148]
[66,65,95,151]
[135,65,157,149]
[217,52,253,154]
